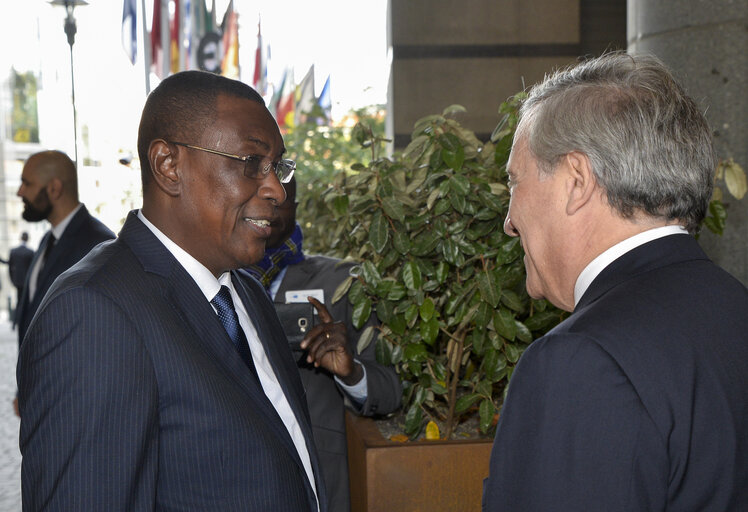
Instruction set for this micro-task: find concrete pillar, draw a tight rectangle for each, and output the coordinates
[628,0,748,285]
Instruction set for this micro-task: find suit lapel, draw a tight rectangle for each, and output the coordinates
[36,206,88,291]
[235,271,328,508]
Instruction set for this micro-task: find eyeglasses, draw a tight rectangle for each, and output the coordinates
[169,141,295,183]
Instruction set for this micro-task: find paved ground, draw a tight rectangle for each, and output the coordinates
[0,314,22,511]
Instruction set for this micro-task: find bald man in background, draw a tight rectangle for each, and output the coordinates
[12,150,114,415]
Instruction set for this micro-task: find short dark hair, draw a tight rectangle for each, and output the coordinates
[517,52,716,233]
[137,71,265,191]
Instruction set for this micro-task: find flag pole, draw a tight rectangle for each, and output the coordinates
[141,0,151,94]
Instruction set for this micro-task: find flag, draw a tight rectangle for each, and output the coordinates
[294,65,315,125]
[151,0,165,78]
[189,0,207,69]
[275,68,295,129]
[181,0,191,70]
[252,16,267,95]
[268,67,287,118]
[121,0,137,64]
[317,75,331,124]
[220,0,239,79]
[170,0,181,73]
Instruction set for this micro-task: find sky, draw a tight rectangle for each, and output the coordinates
[1,0,390,159]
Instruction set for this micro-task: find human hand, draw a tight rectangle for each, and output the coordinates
[300,297,364,385]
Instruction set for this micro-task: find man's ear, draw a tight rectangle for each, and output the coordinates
[148,139,181,197]
[564,151,597,215]
[45,178,64,201]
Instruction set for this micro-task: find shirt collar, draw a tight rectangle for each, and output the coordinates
[137,209,227,302]
[51,203,83,240]
[573,225,688,307]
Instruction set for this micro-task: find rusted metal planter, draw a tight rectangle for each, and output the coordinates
[346,411,493,511]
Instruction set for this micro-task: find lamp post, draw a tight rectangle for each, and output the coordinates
[49,0,88,169]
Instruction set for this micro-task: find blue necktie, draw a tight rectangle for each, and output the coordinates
[211,286,259,379]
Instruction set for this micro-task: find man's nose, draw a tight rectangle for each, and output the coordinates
[258,172,287,205]
[504,215,518,237]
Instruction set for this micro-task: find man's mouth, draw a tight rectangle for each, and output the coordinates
[244,218,270,228]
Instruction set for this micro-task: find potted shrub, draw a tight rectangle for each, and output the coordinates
[299,97,564,511]
[321,95,565,441]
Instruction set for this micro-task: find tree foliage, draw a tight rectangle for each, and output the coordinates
[283,105,385,254]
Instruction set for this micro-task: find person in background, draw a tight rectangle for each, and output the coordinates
[12,150,114,417]
[246,176,401,512]
[17,71,328,511]
[0,231,34,324]
[482,52,748,511]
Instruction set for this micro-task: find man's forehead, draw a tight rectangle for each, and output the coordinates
[214,95,283,152]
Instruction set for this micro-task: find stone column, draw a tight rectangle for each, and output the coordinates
[628,0,748,285]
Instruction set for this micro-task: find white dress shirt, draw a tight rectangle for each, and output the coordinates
[574,225,688,307]
[137,211,319,510]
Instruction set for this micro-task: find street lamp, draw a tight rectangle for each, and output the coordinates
[49,0,88,169]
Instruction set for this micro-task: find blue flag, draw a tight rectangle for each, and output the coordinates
[121,0,137,64]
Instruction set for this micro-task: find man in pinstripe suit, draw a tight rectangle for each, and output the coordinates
[17,71,327,511]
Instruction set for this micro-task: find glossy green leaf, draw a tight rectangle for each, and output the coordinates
[331,275,354,304]
[402,261,423,290]
[393,230,411,254]
[478,270,501,308]
[404,303,419,326]
[389,313,407,335]
[514,320,532,343]
[500,289,524,312]
[479,398,495,433]
[435,261,449,283]
[420,316,439,345]
[376,299,394,324]
[360,260,382,288]
[420,297,435,321]
[352,297,372,330]
[404,403,423,437]
[448,191,467,213]
[387,282,408,301]
[348,279,365,304]
[382,196,406,222]
[369,212,389,253]
[442,239,460,265]
[524,310,562,331]
[504,342,521,363]
[356,326,376,354]
[455,393,482,414]
[404,343,429,362]
[493,308,516,341]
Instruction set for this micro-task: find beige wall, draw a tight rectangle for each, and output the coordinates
[388,0,584,145]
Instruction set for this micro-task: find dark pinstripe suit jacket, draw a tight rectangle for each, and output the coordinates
[17,211,328,511]
[16,204,115,343]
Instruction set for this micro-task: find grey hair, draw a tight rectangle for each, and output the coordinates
[516,52,716,233]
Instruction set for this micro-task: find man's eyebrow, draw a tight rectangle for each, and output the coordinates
[245,136,270,151]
